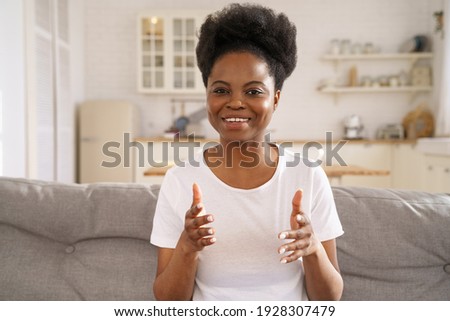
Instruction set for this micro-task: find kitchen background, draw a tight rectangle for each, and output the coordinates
[1,0,449,191]
[85,0,441,140]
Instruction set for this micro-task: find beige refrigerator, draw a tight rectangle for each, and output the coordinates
[78,100,140,183]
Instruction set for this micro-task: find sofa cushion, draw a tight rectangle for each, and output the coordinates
[0,177,159,300]
[333,186,450,300]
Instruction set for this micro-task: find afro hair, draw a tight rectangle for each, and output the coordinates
[196,3,297,90]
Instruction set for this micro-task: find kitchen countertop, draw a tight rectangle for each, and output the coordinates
[135,136,417,145]
[144,163,390,177]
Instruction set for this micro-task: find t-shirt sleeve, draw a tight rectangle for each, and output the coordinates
[150,170,185,248]
[310,166,344,241]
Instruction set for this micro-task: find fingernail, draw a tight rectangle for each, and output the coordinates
[210,237,216,243]
[207,215,214,222]
[279,247,285,254]
[279,232,287,240]
[196,203,203,210]
[296,214,302,222]
[208,228,213,235]
[280,259,287,264]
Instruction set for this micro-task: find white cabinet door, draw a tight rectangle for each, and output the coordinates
[137,11,208,94]
[280,141,391,188]
[422,155,450,193]
[391,143,425,191]
[333,143,392,188]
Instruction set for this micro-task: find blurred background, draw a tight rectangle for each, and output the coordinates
[1,0,449,192]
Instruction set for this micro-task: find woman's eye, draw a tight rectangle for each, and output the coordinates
[247,89,263,95]
[213,88,229,94]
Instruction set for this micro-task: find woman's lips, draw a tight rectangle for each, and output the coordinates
[223,117,251,123]
[222,117,251,129]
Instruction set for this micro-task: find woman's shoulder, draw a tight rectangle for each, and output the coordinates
[278,147,328,184]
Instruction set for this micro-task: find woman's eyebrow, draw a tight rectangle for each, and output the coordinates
[210,80,230,86]
[244,81,268,87]
[210,80,268,87]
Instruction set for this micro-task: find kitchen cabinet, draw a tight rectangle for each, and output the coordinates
[391,143,425,190]
[332,142,392,188]
[289,141,391,188]
[422,155,450,193]
[137,11,207,94]
[319,53,433,102]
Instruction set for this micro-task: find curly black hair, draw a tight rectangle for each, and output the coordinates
[196,3,297,90]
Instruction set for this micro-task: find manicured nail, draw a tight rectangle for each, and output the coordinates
[210,237,216,243]
[207,215,214,222]
[280,259,287,264]
[279,247,286,254]
[208,228,213,235]
[196,203,203,210]
[279,232,287,240]
[296,214,302,222]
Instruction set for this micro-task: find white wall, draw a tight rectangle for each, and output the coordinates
[84,0,438,141]
[0,0,26,177]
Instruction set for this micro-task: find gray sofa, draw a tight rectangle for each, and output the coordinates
[0,177,449,300]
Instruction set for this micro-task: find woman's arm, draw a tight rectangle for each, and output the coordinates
[302,239,343,300]
[153,184,216,300]
[278,189,343,300]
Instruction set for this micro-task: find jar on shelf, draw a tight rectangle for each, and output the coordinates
[329,39,340,55]
[340,39,351,55]
[363,42,375,54]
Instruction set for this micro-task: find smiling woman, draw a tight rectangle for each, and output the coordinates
[150,3,344,301]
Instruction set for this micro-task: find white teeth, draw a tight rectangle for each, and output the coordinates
[225,117,249,122]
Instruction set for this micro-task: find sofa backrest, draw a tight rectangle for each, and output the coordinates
[333,186,450,300]
[1,177,449,300]
[0,177,159,300]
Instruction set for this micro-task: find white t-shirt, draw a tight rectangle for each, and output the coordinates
[150,147,343,301]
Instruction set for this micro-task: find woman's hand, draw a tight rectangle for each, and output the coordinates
[278,189,320,263]
[181,183,216,253]
[153,183,215,300]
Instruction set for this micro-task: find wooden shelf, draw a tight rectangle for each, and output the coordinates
[322,52,433,62]
[320,86,432,94]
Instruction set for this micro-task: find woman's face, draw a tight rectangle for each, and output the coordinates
[206,52,280,144]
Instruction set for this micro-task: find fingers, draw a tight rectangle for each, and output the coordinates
[191,183,203,208]
[187,226,216,242]
[184,207,216,250]
[279,239,311,263]
[291,189,303,216]
[278,237,310,255]
[184,186,216,251]
[186,205,214,228]
[278,226,311,241]
[280,205,314,263]
[187,202,206,219]
[280,249,306,264]
[290,189,304,230]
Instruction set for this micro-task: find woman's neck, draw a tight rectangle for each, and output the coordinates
[204,140,279,189]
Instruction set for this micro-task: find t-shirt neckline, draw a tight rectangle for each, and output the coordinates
[200,144,285,193]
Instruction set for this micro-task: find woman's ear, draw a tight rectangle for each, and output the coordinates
[273,90,281,111]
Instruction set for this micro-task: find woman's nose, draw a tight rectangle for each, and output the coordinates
[227,97,244,109]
